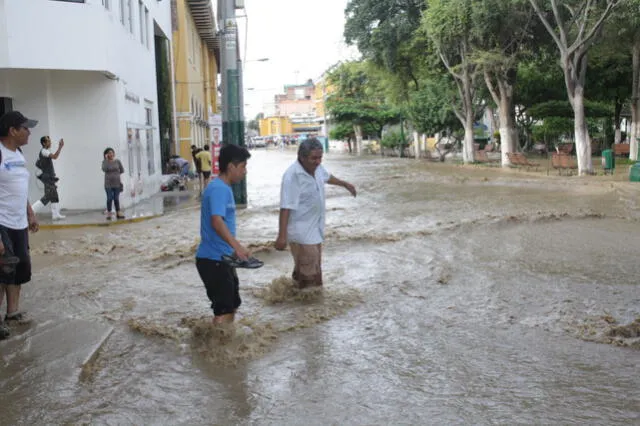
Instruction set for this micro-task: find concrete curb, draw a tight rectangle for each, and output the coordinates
[39,214,162,230]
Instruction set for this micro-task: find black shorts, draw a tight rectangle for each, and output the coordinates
[202,171,211,180]
[195,258,240,316]
[42,181,60,204]
[0,225,31,285]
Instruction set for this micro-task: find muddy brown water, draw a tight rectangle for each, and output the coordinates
[1,150,639,425]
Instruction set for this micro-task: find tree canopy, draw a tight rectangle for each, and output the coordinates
[338,0,638,170]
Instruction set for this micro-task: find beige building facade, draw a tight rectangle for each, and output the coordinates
[171,0,219,161]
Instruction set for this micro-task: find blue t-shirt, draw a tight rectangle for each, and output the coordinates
[196,178,236,260]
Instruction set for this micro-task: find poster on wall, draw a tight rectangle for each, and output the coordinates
[210,114,222,176]
[210,114,222,144]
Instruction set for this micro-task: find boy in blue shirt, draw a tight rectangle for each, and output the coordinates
[195,144,251,324]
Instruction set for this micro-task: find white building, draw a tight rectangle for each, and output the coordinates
[0,0,173,210]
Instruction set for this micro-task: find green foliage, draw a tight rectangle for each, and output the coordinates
[329,122,355,141]
[515,56,566,112]
[531,117,573,143]
[380,130,408,148]
[408,75,461,136]
[344,0,426,91]
[247,120,259,132]
[527,100,614,119]
[325,61,401,136]
[339,0,634,166]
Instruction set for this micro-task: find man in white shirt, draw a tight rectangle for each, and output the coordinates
[275,138,356,289]
[32,135,65,220]
[0,111,40,340]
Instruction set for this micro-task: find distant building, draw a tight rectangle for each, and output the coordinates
[0,0,172,210]
[261,79,320,138]
[172,0,219,161]
[313,67,337,138]
[259,116,293,138]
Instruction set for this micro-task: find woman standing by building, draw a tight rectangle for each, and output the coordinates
[102,148,125,220]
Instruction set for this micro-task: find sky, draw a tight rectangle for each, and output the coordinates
[236,0,359,119]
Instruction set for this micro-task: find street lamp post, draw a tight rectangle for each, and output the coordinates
[219,0,247,206]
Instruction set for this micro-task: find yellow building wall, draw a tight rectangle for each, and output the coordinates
[313,79,336,119]
[259,117,293,136]
[172,0,218,161]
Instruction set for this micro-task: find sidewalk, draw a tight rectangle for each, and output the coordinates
[38,190,200,229]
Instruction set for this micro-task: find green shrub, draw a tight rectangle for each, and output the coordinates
[381,131,408,148]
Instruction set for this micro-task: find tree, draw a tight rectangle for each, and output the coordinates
[247,120,259,132]
[344,0,426,92]
[529,0,622,174]
[423,0,480,164]
[610,0,640,158]
[473,0,536,166]
[329,122,356,153]
[408,75,461,137]
[586,37,632,146]
[326,61,400,154]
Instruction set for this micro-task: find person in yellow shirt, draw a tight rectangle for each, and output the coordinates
[196,145,213,182]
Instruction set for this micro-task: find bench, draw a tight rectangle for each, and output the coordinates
[475,149,500,165]
[556,143,574,155]
[613,144,630,157]
[507,152,540,171]
[551,153,578,175]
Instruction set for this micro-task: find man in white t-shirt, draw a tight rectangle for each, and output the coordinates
[275,138,356,289]
[0,111,39,340]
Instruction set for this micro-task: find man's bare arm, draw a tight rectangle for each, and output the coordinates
[327,175,357,197]
[211,215,249,259]
[275,208,291,250]
[50,139,64,159]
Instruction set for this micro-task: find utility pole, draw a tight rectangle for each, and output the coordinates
[219,0,247,206]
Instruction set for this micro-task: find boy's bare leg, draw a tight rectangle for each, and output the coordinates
[213,313,234,324]
[6,284,20,315]
[0,284,5,311]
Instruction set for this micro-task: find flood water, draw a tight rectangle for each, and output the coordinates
[1,149,639,425]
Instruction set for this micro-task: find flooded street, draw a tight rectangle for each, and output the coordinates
[1,149,639,424]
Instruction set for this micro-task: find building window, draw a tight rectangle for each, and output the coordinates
[127,128,135,177]
[191,26,197,65]
[145,107,153,127]
[145,106,155,175]
[135,129,143,178]
[139,1,145,44]
[128,0,134,34]
[119,0,125,24]
[145,8,150,48]
[147,129,155,175]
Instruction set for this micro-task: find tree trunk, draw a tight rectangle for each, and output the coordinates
[498,99,517,167]
[614,99,622,145]
[463,109,475,163]
[353,124,363,156]
[461,72,475,164]
[413,131,421,160]
[572,88,593,174]
[630,39,640,160]
[486,104,499,138]
[483,71,516,167]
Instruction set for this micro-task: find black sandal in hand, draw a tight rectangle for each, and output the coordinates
[0,255,20,273]
[221,255,264,269]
